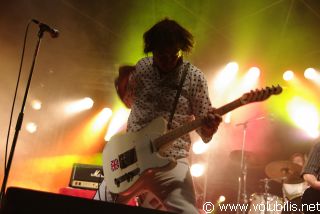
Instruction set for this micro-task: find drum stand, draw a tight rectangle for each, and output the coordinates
[260,178,271,194]
[261,178,271,214]
[281,179,288,205]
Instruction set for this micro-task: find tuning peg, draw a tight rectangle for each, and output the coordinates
[275,85,283,94]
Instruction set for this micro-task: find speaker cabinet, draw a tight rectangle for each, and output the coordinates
[2,187,172,214]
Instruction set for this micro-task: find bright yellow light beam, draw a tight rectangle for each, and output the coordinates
[213,62,239,93]
[304,68,320,84]
[105,108,130,141]
[287,97,319,139]
[65,97,94,114]
[190,163,205,177]
[92,108,113,131]
[70,108,112,153]
[239,67,260,92]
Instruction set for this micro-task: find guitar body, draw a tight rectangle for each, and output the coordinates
[103,117,175,196]
[301,187,320,213]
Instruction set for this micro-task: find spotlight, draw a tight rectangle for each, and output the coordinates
[225,62,239,74]
[213,62,238,92]
[92,108,112,130]
[247,67,260,79]
[287,97,319,138]
[217,195,226,203]
[31,99,42,110]
[283,70,294,81]
[304,68,318,80]
[240,67,260,91]
[104,108,130,141]
[26,122,37,133]
[190,163,205,177]
[65,97,94,114]
[192,140,208,154]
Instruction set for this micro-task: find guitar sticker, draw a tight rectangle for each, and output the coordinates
[110,158,120,171]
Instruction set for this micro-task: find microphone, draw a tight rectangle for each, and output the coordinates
[32,19,59,38]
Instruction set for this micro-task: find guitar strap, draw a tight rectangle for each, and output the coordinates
[167,62,190,130]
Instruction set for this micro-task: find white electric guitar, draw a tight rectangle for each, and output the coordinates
[103,85,282,197]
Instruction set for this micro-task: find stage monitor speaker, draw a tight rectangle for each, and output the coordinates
[1,187,173,214]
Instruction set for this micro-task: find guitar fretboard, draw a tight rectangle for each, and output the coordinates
[153,98,243,150]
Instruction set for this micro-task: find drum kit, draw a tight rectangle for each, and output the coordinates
[230,150,304,214]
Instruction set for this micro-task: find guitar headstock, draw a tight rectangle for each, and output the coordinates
[240,85,283,104]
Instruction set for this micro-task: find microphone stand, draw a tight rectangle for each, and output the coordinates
[235,121,249,214]
[235,116,265,214]
[0,26,45,208]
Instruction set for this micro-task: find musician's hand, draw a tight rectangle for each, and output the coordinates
[303,174,320,190]
[201,109,222,138]
[313,181,320,191]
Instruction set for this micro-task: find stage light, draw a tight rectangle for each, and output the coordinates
[304,68,316,79]
[217,195,226,203]
[65,97,94,114]
[26,122,37,133]
[287,97,319,138]
[247,67,260,79]
[304,68,319,81]
[240,67,260,91]
[283,70,294,81]
[225,62,239,74]
[190,163,205,177]
[104,107,130,141]
[192,140,208,154]
[31,99,42,110]
[214,62,239,92]
[92,108,112,131]
[67,108,113,152]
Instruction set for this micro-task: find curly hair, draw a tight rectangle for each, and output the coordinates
[143,18,194,54]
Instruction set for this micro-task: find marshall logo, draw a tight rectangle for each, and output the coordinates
[90,169,104,178]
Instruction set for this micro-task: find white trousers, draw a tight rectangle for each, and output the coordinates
[94,158,198,214]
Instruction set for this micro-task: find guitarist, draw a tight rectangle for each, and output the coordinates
[301,142,320,213]
[104,18,222,213]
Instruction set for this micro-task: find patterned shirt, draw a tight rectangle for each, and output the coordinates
[302,142,320,180]
[126,57,213,159]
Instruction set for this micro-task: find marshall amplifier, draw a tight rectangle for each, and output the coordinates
[69,163,104,190]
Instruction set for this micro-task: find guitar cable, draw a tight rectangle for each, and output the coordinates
[94,174,104,201]
[94,174,117,203]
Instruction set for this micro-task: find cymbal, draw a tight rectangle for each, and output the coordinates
[265,161,303,184]
[229,150,263,167]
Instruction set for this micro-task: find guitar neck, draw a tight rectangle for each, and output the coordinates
[154,98,244,150]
